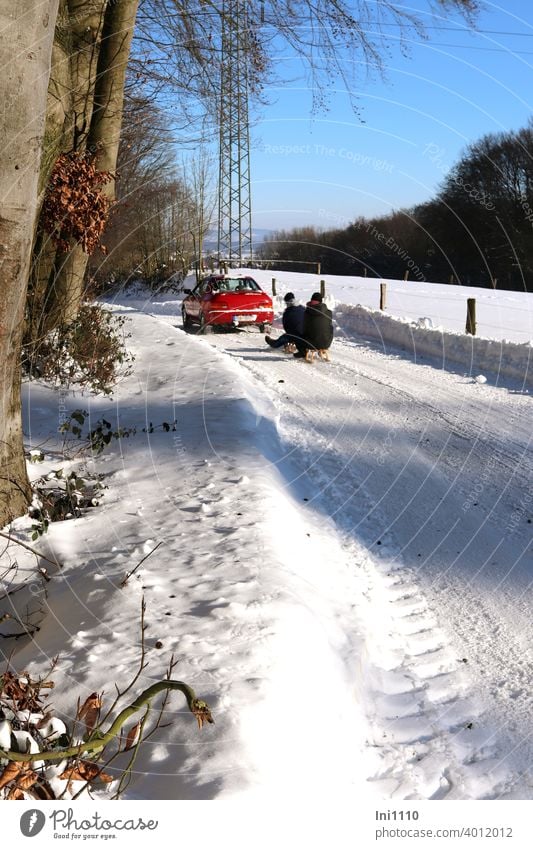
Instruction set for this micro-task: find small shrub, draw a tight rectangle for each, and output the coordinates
[25,304,134,395]
[60,410,176,457]
[28,467,105,539]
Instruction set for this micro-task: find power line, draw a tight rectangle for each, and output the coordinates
[367,24,533,37]
[409,41,533,56]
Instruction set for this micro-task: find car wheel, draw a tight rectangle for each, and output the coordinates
[182,307,192,329]
[199,313,212,334]
[259,323,271,334]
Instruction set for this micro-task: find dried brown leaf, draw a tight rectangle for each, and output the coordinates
[59,761,113,784]
[124,720,141,751]
[192,699,214,730]
[0,762,24,790]
[7,786,25,800]
[77,692,102,733]
[0,760,38,799]
[41,151,114,255]
[17,769,39,791]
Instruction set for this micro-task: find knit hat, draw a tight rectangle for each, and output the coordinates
[284,292,295,303]
[311,292,323,302]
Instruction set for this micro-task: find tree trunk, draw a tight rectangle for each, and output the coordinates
[89,0,140,184]
[50,0,140,324]
[0,0,59,527]
[68,0,108,151]
[35,0,109,334]
[26,0,73,349]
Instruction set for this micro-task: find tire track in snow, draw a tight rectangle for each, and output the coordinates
[204,330,526,799]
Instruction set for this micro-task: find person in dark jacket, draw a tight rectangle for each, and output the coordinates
[294,292,333,358]
[265,292,305,348]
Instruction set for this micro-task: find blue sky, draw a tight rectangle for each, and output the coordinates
[250,1,533,232]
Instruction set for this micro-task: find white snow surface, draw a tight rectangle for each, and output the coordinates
[247,269,532,387]
[3,268,532,802]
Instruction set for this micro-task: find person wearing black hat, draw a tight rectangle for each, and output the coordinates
[265,292,305,349]
[293,292,333,359]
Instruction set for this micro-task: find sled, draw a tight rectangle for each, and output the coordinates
[305,349,331,363]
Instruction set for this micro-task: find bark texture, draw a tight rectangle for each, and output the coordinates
[34,0,108,335]
[0,0,60,526]
[27,0,73,346]
[49,0,140,326]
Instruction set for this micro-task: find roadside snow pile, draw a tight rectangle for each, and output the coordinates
[248,269,533,344]
[214,268,532,386]
[334,304,532,387]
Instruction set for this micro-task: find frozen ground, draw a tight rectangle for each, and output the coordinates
[1,269,532,801]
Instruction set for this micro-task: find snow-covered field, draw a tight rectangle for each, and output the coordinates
[256,269,532,344]
[2,269,532,805]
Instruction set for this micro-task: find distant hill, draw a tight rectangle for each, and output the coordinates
[202,229,274,253]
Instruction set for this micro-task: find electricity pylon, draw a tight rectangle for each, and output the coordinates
[217,0,253,264]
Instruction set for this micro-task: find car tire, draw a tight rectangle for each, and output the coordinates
[182,307,192,329]
[199,313,212,334]
[259,323,271,334]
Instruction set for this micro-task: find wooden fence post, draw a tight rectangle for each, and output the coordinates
[317,262,321,276]
[466,298,476,335]
[363,267,367,277]
[380,283,387,311]
[271,277,277,296]
[491,277,498,289]
[449,275,454,284]
[320,279,325,298]
[404,269,409,281]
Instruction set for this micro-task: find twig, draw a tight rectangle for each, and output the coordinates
[100,596,148,725]
[120,542,163,587]
[111,706,150,800]
[0,584,30,603]
[0,531,61,570]
[0,627,40,639]
[0,679,214,763]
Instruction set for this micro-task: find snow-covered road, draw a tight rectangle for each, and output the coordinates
[200,323,533,798]
[8,287,532,803]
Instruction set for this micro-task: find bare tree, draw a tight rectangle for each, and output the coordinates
[28,0,109,342]
[44,0,141,327]
[184,149,217,281]
[137,1,479,113]
[88,95,196,285]
[0,0,60,527]
[259,0,478,111]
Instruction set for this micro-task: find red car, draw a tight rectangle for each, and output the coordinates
[182,275,274,332]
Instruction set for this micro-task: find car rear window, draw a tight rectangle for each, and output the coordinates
[212,277,261,292]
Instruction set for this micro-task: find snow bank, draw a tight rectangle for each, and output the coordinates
[334,304,532,387]
[217,267,532,386]
[245,268,533,343]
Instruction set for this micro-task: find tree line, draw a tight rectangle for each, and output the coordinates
[259,121,533,293]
